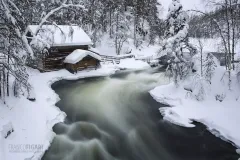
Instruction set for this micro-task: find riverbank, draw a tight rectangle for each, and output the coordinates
[0,68,116,160]
[43,70,239,160]
[150,66,240,150]
[0,58,150,160]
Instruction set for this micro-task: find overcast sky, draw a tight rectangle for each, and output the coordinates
[159,0,208,18]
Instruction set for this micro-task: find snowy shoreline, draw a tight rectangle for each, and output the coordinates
[150,68,240,149]
[0,58,150,160]
[0,67,117,160]
[1,57,239,159]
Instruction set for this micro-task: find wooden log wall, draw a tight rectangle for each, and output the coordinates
[42,45,89,71]
[66,58,100,73]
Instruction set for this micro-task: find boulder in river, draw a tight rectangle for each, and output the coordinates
[236,149,240,155]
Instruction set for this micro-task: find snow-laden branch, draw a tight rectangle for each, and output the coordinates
[2,0,85,58]
[48,21,66,39]
[6,0,22,15]
[35,3,85,36]
[1,0,35,57]
[208,0,240,7]
[207,0,226,7]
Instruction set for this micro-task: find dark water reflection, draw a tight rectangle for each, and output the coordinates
[43,70,238,160]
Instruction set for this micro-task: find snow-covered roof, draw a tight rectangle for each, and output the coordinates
[26,25,92,46]
[64,49,101,64]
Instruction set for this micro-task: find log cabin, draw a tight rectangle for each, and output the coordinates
[64,49,101,73]
[25,25,95,72]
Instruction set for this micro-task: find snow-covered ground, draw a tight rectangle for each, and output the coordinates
[96,36,240,59]
[1,35,240,159]
[97,36,240,150]
[149,34,240,151]
[150,59,240,149]
[110,58,150,70]
[97,37,240,150]
[0,59,149,160]
[95,35,158,58]
[0,68,116,160]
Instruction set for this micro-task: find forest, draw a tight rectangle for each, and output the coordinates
[0,0,239,102]
[1,0,240,160]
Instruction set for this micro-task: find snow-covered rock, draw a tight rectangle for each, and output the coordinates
[1,122,14,139]
[236,149,240,155]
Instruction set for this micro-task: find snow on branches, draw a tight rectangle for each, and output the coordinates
[159,0,196,86]
[204,53,217,84]
[0,0,85,101]
[1,0,85,58]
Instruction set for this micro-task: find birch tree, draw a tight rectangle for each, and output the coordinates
[190,0,240,89]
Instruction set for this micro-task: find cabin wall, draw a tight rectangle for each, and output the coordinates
[43,45,89,71]
[66,57,100,73]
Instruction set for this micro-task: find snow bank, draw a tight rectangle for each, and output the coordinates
[64,49,101,64]
[117,58,150,70]
[150,66,240,147]
[95,34,159,58]
[95,37,240,59]
[101,58,151,70]
[0,66,116,160]
[94,35,119,56]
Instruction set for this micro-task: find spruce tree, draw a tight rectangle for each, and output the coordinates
[204,53,217,84]
[159,0,196,86]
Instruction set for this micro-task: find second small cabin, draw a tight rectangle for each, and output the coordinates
[64,49,101,73]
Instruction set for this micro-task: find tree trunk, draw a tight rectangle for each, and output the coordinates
[110,10,112,38]
[115,11,119,55]
[225,0,232,70]
[230,0,236,70]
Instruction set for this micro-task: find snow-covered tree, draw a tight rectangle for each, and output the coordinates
[0,0,85,102]
[159,0,196,86]
[193,75,206,101]
[204,53,217,84]
[114,6,130,55]
[80,0,161,51]
[0,0,31,102]
[236,58,240,84]
[188,0,240,89]
[2,0,85,57]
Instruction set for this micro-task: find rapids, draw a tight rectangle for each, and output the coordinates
[43,69,238,160]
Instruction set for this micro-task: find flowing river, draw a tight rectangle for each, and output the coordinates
[43,69,238,160]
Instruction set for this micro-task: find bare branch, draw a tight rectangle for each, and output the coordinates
[186,9,228,56]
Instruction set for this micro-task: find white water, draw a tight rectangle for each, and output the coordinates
[61,71,169,132]
[43,70,239,160]
[44,71,171,160]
